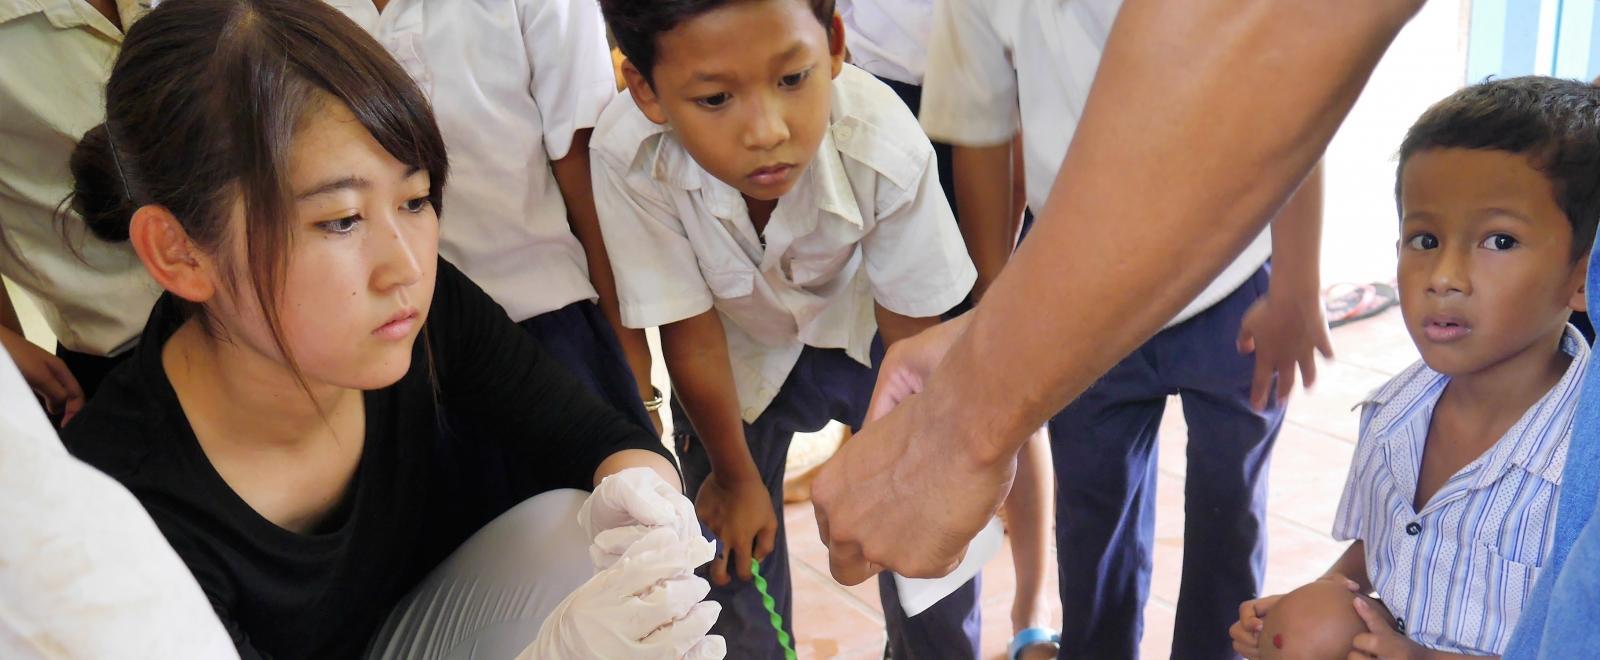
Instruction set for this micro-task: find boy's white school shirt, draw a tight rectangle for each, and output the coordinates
[590,65,977,422]
[919,0,1273,327]
[838,0,934,86]
[328,0,616,323]
[0,0,163,356]
[1334,325,1588,655]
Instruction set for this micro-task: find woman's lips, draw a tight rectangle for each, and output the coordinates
[373,309,418,340]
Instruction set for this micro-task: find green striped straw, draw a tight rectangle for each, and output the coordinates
[750,558,797,659]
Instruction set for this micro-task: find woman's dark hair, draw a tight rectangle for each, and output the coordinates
[1397,76,1600,260]
[601,0,836,86]
[68,0,448,378]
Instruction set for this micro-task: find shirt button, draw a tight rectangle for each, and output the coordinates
[835,126,853,143]
[1396,616,1407,633]
[1405,522,1422,536]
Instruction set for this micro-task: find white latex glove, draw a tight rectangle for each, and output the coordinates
[521,527,726,660]
[580,467,700,570]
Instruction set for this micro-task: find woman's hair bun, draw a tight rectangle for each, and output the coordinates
[67,123,137,243]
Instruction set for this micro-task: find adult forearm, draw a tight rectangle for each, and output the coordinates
[921,0,1422,460]
[952,142,1017,300]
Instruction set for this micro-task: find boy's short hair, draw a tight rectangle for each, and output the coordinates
[600,0,836,86]
[1398,76,1600,259]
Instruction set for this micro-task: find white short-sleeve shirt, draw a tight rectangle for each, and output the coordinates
[0,0,163,356]
[329,0,617,322]
[0,350,237,658]
[591,65,976,421]
[1333,326,1588,655]
[920,0,1272,327]
[838,0,933,86]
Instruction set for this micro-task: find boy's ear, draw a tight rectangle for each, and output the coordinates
[828,11,846,79]
[128,205,216,304]
[1570,253,1589,313]
[621,60,669,125]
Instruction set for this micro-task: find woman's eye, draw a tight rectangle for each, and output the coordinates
[1481,233,1519,251]
[780,70,810,89]
[1405,233,1438,250]
[402,197,430,214]
[695,93,730,109]
[317,216,361,235]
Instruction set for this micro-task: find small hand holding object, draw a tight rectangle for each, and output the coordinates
[580,467,701,570]
[695,471,777,586]
[522,527,726,660]
[1348,596,1423,660]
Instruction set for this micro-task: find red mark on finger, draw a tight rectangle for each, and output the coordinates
[1272,633,1283,649]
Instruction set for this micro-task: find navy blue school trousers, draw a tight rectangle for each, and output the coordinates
[672,338,982,660]
[1049,264,1285,660]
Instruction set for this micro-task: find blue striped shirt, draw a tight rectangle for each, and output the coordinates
[1333,325,1589,655]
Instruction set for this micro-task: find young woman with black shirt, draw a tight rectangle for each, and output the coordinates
[57,1,722,657]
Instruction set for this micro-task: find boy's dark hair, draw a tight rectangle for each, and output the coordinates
[600,0,836,86]
[67,0,448,393]
[1398,76,1600,260]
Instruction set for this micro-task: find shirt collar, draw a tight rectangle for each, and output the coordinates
[2,0,150,36]
[1361,324,1589,486]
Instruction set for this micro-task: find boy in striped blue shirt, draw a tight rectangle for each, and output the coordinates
[1231,76,1600,659]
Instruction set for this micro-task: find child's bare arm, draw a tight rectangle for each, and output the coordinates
[1326,539,1372,593]
[1238,161,1334,411]
[658,311,776,585]
[553,129,660,432]
[875,304,941,347]
[951,142,1018,301]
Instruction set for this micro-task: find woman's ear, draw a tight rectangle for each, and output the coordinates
[622,60,670,125]
[128,205,216,303]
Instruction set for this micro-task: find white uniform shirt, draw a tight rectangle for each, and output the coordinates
[0,351,237,659]
[591,65,976,421]
[920,0,1272,327]
[329,0,616,322]
[0,0,163,356]
[1333,326,1588,655]
[839,0,933,86]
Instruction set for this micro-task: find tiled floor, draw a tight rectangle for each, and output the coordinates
[777,308,1418,659]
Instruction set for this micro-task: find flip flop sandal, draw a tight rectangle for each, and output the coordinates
[1325,281,1399,328]
[1009,627,1061,660]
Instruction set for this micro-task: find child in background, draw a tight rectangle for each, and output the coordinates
[1231,76,1600,659]
[0,0,163,422]
[922,1,1332,657]
[592,0,982,657]
[839,1,1057,656]
[327,0,660,434]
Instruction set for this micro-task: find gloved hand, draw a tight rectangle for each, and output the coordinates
[520,527,726,659]
[580,468,701,570]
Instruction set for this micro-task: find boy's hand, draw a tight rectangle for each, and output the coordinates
[1350,596,1423,660]
[1237,291,1335,411]
[0,327,84,427]
[695,471,777,586]
[1230,594,1283,658]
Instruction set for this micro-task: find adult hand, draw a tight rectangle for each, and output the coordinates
[812,388,1016,584]
[1349,596,1422,660]
[580,467,700,570]
[864,313,971,422]
[523,527,725,660]
[1237,290,1334,411]
[0,327,83,427]
[694,471,777,585]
